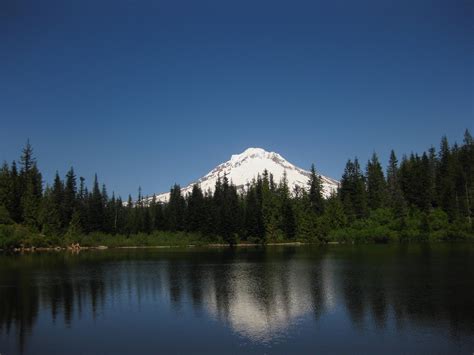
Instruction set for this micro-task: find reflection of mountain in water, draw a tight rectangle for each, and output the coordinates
[0,245,473,353]
[201,257,336,342]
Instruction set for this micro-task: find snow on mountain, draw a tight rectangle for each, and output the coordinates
[149,148,339,203]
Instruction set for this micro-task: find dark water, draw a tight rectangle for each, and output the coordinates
[0,244,473,354]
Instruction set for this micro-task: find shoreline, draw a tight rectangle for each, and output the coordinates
[1,241,320,253]
[3,240,471,253]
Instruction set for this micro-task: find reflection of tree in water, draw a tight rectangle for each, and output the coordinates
[337,244,474,337]
[0,245,472,352]
[0,252,111,353]
[0,255,39,354]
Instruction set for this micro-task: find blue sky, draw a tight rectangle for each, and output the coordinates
[1,0,473,198]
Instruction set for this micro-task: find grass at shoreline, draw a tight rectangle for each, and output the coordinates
[1,223,473,251]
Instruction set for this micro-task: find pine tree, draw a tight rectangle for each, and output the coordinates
[0,162,10,217]
[63,167,77,226]
[459,129,474,224]
[88,174,104,231]
[150,195,165,231]
[103,191,116,234]
[322,193,347,230]
[339,158,367,221]
[420,152,434,211]
[261,170,280,241]
[166,184,185,231]
[21,162,42,228]
[340,160,355,221]
[218,175,240,245]
[125,194,135,235]
[366,153,386,210]
[20,140,35,176]
[308,164,324,215]
[277,171,296,239]
[186,184,205,232]
[0,162,13,224]
[386,150,407,218]
[143,208,152,234]
[281,197,296,240]
[436,136,457,220]
[51,172,64,230]
[17,141,42,227]
[133,187,144,233]
[77,176,88,232]
[6,161,22,223]
[39,186,62,236]
[66,210,82,239]
[244,180,265,242]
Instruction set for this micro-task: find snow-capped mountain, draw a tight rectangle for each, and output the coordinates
[150,148,339,203]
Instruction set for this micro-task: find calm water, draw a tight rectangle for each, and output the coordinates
[0,244,473,354]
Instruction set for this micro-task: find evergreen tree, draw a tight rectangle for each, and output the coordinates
[261,170,280,241]
[20,140,35,176]
[459,129,474,224]
[386,150,407,218]
[186,184,205,232]
[39,186,62,236]
[218,175,240,244]
[366,153,386,210]
[88,174,104,231]
[51,172,64,229]
[0,162,11,216]
[77,176,88,232]
[133,187,144,233]
[66,210,82,239]
[63,167,77,226]
[308,164,324,215]
[143,208,152,234]
[340,158,367,221]
[6,161,22,223]
[435,136,457,220]
[166,184,185,231]
[125,194,135,235]
[278,172,296,239]
[420,152,434,211]
[17,141,42,227]
[244,179,265,242]
[21,162,42,228]
[322,193,347,230]
[103,191,116,234]
[147,195,163,231]
[281,196,296,239]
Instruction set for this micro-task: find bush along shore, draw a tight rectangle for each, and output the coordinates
[1,130,473,251]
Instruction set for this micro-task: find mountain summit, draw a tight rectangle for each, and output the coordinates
[152,148,339,202]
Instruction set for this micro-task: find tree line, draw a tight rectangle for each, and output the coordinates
[0,130,473,247]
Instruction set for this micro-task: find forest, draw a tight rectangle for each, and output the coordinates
[0,130,473,248]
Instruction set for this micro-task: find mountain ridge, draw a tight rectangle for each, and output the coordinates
[147,148,339,203]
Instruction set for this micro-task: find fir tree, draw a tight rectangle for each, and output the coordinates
[63,167,77,226]
[308,164,324,215]
[51,172,64,230]
[39,186,62,236]
[436,136,457,220]
[186,184,205,232]
[366,153,386,210]
[21,161,42,228]
[386,150,407,218]
[340,158,367,221]
[7,161,22,223]
[88,174,104,231]
[166,184,185,231]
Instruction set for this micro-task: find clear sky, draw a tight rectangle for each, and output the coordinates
[1,0,473,198]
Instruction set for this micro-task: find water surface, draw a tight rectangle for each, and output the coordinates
[1,244,473,354]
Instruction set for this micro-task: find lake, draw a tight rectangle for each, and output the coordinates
[0,244,473,354]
